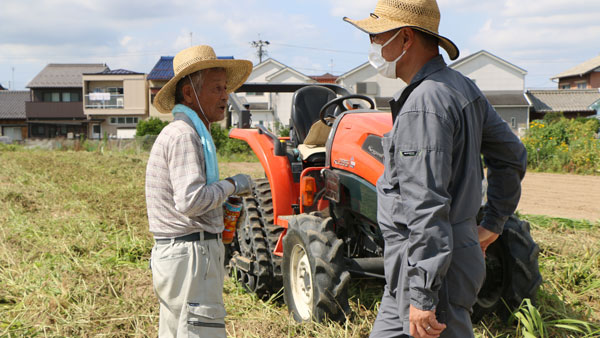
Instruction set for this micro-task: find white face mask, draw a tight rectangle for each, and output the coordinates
[368,30,405,79]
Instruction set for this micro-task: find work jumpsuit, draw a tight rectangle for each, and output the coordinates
[370,55,527,337]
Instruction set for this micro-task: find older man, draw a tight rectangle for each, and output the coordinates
[146,45,253,337]
[344,1,527,337]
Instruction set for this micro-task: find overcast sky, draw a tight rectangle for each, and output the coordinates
[1,0,598,90]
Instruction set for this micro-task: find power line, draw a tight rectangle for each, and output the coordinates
[270,42,367,55]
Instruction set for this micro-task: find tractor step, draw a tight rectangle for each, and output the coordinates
[231,255,253,273]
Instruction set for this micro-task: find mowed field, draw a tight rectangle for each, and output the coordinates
[1,149,599,337]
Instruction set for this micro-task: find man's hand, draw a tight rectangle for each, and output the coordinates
[227,174,253,195]
[409,304,446,338]
[477,225,499,256]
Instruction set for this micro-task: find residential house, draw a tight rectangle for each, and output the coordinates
[526,90,600,120]
[241,58,315,130]
[26,63,107,138]
[552,55,600,90]
[0,90,29,141]
[450,50,530,135]
[82,69,148,139]
[309,73,338,84]
[147,56,174,122]
[335,62,407,111]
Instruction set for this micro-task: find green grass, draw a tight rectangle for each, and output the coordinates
[0,147,599,337]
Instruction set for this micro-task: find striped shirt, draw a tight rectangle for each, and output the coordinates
[145,120,234,238]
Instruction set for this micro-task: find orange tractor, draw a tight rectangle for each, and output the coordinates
[227,84,541,323]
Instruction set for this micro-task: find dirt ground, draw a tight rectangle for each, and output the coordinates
[518,172,600,222]
[231,162,600,222]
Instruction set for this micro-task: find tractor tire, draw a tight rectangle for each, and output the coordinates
[231,195,272,298]
[472,214,542,322]
[253,179,284,292]
[282,215,351,323]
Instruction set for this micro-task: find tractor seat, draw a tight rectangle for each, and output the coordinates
[290,86,336,146]
[297,120,330,161]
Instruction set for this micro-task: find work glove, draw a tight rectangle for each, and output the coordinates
[226,174,253,195]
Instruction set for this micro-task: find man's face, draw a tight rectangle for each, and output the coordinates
[196,69,228,123]
[370,29,405,62]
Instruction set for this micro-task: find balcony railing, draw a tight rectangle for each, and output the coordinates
[84,94,124,109]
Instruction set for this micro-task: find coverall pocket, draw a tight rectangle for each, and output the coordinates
[187,303,226,338]
[446,243,486,311]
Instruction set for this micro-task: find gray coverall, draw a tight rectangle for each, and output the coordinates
[370,55,527,338]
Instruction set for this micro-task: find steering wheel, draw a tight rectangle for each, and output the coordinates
[319,94,375,126]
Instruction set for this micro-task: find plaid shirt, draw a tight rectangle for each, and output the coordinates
[145,120,234,238]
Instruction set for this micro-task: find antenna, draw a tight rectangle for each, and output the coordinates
[251,36,270,63]
[11,67,15,90]
[190,32,193,47]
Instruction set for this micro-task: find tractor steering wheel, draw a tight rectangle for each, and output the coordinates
[319,94,375,126]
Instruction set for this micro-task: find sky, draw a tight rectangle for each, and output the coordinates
[1,0,598,90]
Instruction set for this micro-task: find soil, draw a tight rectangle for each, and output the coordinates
[233,162,600,222]
[518,172,600,222]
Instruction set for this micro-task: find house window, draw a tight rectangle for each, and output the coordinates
[62,93,71,102]
[43,92,61,102]
[577,82,587,89]
[511,117,516,128]
[246,92,264,96]
[110,117,138,125]
[92,125,101,134]
[560,84,570,89]
[356,82,378,95]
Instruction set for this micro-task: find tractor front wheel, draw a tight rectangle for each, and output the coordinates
[282,215,351,323]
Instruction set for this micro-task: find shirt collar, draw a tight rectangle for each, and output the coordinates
[410,54,446,85]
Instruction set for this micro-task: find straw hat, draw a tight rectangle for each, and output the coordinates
[154,45,253,114]
[344,0,459,60]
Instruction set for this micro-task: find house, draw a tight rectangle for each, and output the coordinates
[450,50,530,135]
[551,55,600,90]
[526,90,600,120]
[241,58,315,130]
[335,62,407,111]
[310,73,338,84]
[147,56,174,122]
[0,90,29,141]
[82,69,148,139]
[26,63,108,138]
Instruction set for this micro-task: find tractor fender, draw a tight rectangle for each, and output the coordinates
[229,128,298,226]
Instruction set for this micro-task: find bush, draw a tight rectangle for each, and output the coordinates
[210,124,252,157]
[136,117,170,136]
[522,113,600,174]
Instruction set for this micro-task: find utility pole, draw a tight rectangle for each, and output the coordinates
[190,32,193,47]
[11,67,15,90]
[251,39,270,63]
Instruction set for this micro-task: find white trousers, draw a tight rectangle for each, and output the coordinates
[151,236,226,338]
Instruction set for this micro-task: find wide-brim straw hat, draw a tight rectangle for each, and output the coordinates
[154,45,253,114]
[344,0,459,60]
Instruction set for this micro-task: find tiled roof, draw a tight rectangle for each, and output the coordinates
[85,68,143,75]
[147,56,174,80]
[526,89,600,112]
[310,73,338,83]
[552,55,600,79]
[482,91,529,106]
[147,56,237,81]
[0,91,29,119]
[27,63,108,88]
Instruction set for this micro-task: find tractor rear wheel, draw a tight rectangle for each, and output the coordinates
[282,215,351,323]
[472,214,542,322]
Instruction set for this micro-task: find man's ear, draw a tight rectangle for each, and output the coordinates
[401,28,415,49]
[182,83,194,105]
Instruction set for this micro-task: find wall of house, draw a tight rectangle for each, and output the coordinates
[452,56,524,91]
[123,78,147,110]
[558,75,591,89]
[337,65,407,99]
[148,80,172,121]
[0,120,28,140]
[590,71,600,88]
[495,107,529,136]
